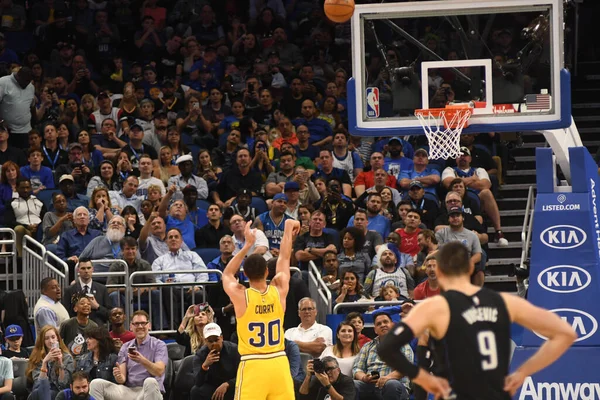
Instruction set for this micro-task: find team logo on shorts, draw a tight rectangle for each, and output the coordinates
[366,87,380,118]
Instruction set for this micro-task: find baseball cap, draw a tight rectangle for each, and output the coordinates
[154,110,168,119]
[176,154,193,164]
[203,323,222,338]
[409,180,424,189]
[460,146,471,156]
[448,206,463,215]
[388,137,402,145]
[273,193,288,202]
[284,181,300,192]
[4,324,23,338]
[67,142,82,152]
[143,64,156,74]
[59,174,74,183]
[414,148,429,157]
[162,79,175,88]
[129,123,144,131]
[97,92,110,100]
[237,188,251,197]
[182,185,197,194]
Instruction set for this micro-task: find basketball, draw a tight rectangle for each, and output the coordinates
[324,0,355,23]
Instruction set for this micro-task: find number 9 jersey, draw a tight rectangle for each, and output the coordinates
[234,285,294,400]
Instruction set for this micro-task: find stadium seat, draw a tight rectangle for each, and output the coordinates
[172,354,196,399]
[12,358,28,398]
[181,134,193,146]
[323,228,340,247]
[250,196,268,214]
[36,189,61,208]
[299,352,311,370]
[196,199,211,210]
[194,248,221,264]
[167,342,186,361]
[188,144,200,164]
[164,358,174,396]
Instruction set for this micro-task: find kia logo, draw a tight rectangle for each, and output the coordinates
[540,225,587,249]
[537,265,592,293]
[534,308,598,342]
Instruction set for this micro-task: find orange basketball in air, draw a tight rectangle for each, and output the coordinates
[324,0,355,23]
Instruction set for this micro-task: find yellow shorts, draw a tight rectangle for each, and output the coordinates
[234,352,294,400]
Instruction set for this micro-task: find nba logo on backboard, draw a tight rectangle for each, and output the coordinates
[366,87,379,118]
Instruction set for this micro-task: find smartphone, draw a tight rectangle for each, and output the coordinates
[370,371,380,379]
[248,82,255,93]
[51,342,59,350]
[128,346,137,355]
[194,305,200,315]
[193,103,200,110]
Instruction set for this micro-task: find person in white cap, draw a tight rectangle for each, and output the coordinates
[190,322,239,400]
[167,154,208,200]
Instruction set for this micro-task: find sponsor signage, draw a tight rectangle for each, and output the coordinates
[539,225,587,250]
[532,308,598,343]
[537,265,591,293]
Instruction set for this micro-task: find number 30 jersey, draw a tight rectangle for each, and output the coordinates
[432,289,511,400]
[237,285,285,356]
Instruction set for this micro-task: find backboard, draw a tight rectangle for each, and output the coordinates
[347,0,571,136]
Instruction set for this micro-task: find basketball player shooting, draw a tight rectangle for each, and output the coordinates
[377,242,577,399]
[222,219,301,399]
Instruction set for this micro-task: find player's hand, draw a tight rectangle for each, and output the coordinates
[285,219,302,236]
[504,370,526,396]
[243,221,257,248]
[400,302,414,318]
[413,370,452,400]
[212,382,229,400]
[203,349,220,367]
[315,371,331,386]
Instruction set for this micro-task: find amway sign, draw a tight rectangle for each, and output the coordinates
[534,308,598,342]
[540,225,586,250]
[519,377,600,400]
[537,265,592,294]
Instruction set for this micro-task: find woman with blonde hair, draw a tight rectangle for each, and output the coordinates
[80,94,98,129]
[26,325,74,399]
[154,146,180,186]
[118,82,140,121]
[88,187,119,232]
[176,304,215,357]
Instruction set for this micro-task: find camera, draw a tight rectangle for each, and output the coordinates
[48,89,54,95]
[313,358,325,374]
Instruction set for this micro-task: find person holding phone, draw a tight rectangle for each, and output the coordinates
[176,303,215,357]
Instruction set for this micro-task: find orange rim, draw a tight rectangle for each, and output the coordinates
[415,107,472,129]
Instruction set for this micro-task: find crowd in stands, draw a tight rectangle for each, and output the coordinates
[0,0,525,398]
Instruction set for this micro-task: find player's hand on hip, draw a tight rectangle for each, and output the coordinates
[504,370,526,396]
[414,370,451,399]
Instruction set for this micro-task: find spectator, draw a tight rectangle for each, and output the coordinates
[93,119,126,158]
[441,146,508,246]
[60,295,98,359]
[352,209,383,259]
[190,323,238,400]
[62,258,111,326]
[230,213,271,260]
[352,312,412,400]
[447,178,483,223]
[265,151,296,197]
[107,237,163,326]
[158,186,196,248]
[434,191,488,247]
[176,304,214,357]
[294,124,319,161]
[108,307,135,352]
[139,211,190,264]
[41,193,73,250]
[346,312,372,348]
[383,137,414,181]
[79,215,127,277]
[56,206,101,272]
[300,356,356,400]
[394,209,422,258]
[26,325,75,400]
[364,244,415,299]
[435,206,485,286]
[320,321,360,377]
[227,188,257,223]
[416,229,439,273]
[413,254,441,300]
[41,123,69,172]
[318,177,355,230]
[284,297,333,358]
[89,310,168,399]
[20,148,54,194]
[0,161,19,225]
[72,327,117,386]
[338,227,371,282]
[0,120,25,165]
[356,168,402,208]
[58,174,90,212]
[335,271,368,307]
[321,250,340,291]
[405,180,440,229]
[34,277,70,334]
[398,148,441,197]
[56,371,96,400]
[354,152,398,198]
[121,206,142,239]
[136,155,165,198]
[3,324,30,359]
[312,148,352,197]
[168,154,209,199]
[5,178,46,257]
[348,192,391,239]
[109,176,142,212]
[255,193,293,256]
[195,204,232,248]
[332,131,363,182]
[294,210,337,273]
[214,148,262,209]
[293,99,332,146]
[55,143,93,194]
[87,160,121,198]
[0,66,35,148]
[196,149,223,192]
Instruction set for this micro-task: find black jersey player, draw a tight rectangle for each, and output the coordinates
[378,241,576,399]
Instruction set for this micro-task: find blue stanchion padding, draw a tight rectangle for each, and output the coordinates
[510,346,600,399]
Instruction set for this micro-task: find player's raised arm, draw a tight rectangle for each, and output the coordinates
[502,293,577,395]
[272,220,301,291]
[223,221,256,302]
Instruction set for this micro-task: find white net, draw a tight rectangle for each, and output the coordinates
[416,108,472,160]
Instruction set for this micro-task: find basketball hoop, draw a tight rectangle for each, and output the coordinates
[415,106,473,160]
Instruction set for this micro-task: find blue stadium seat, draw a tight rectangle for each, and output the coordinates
[194,247,221,264]
[181,133,193,146]
[196,199,211,210]
[36,189,61,208]
[323,227,340,247]
[188,144,200,164]
[251,196,268,214]
[466,189,481,208]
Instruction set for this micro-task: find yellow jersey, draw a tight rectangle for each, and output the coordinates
[236,285,285,356]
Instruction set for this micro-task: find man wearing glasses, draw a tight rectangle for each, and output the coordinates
[299,356,356,400]
[284,297,332,358]
[90,310,168,400]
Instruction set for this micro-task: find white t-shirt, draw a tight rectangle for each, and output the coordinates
[232,230,272,261]
[320,345,357,377]
[442,166,490,182]
[285,322,333,346]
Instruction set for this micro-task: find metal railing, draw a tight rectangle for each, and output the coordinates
[0,228,18,291]
[520,186,535,271]
[308,261,332,324]
[90,259,130,321]
[129,269,223,334]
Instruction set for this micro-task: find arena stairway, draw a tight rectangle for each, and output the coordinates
[485,61,600,292]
